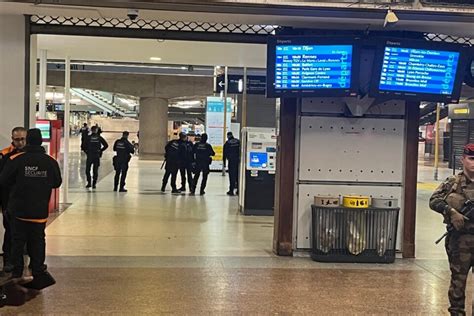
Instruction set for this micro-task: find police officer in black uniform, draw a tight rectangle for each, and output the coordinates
[161,136,183,194]
[0,128,62,289]
[113,131,135,192]
[192,133,215,195]
[178,132,194,192]
[81,126,108,189]
[223,132,241,196]
[79,123,89,148]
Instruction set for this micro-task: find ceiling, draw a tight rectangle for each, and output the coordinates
[1,1,473,37]
[37,35,267,68]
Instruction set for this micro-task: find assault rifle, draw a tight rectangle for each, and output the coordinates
[435,199,474,244]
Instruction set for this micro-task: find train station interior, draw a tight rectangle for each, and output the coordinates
[0,0,474,314]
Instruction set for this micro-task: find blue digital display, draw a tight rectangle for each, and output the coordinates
[379,47,460,95]
[274,45,353,90]
[249,152,268,168]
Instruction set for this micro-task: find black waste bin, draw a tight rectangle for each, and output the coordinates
[311,205,400,263]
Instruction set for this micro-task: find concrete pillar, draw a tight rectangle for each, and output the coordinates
[0,15,36,147]
[139,97,168,160]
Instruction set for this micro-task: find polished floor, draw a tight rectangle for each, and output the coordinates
[0,139,472,314]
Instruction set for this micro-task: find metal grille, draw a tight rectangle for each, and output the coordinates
[424,33,474,45]
[30,15,278,35]
[421,0,474,7]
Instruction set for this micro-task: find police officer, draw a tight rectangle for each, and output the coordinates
[79,123,89,148]
[113,131,135,192]
[429,143,474,316]
[81,126,108,189]
[223,131,240,196]
[161,135,183,194]
[178,132,194,192]
[192,133,215,195]
[0,127,26,272]
[0,128,62,289]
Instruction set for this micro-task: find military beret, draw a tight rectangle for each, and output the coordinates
[463,143,474,156]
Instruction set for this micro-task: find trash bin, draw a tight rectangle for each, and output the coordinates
[311,205,400,263]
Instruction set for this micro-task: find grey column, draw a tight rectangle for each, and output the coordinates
[139,97,168,160]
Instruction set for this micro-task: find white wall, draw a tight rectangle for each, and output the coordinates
[0,15,36,148]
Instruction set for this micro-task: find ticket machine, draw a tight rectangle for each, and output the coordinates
[35,119,62,213]
[238,127,277,216]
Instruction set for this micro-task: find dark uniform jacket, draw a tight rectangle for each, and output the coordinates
[82,134,109,159]
[179,140,194,165]
[193,142,215,169]
[113,137,134,163]
[0,145,21,210]
[429,172,474,233]
[165,139,182,168]
[0,145,62,220]
[223,137,240,162]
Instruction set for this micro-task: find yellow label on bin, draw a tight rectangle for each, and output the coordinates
[342,195,369,208]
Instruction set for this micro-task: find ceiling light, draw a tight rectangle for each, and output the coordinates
[150,57,162,61]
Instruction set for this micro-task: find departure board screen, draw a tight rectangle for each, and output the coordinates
[274,45,353,90]
[379,46,460,95]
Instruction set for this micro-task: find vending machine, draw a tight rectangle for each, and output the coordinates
[238,127,277,216]
[35,119,62,213]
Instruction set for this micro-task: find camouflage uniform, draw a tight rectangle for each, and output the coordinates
[429,172,474,316]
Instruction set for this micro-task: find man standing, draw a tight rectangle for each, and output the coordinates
[79,123,89,147]
[223,132,241,196]
[192,133,215,196]
[178,132,194,192]
[0,128,62,289]
[0,127,27,272]
[81,126,108,189]
[161,136,183,194]
[113,131,135,192]
[429,143,474,316]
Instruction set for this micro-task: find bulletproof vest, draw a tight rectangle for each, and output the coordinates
[195,143,210,162]
[115,139,131,161]
[446,174,474,230]
[227,138,240,160]
[87,134,102,156]
[166,140,180,160]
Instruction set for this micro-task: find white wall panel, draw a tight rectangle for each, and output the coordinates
[299,116,405,183]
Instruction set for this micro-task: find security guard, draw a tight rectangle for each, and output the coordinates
[0,127,27,272]
[161,136,183,194]
[429,143,474,316]
[223,131,240,196]
[0,128,62,289]
[178,132,194,192]
[113,131,135,192]
[81,126,108,189]
[192,133,215,195]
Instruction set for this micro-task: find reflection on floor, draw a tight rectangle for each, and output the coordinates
[1,144,471,314]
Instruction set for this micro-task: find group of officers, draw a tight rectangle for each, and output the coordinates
[161,131,240,196]
[79,125,241,197]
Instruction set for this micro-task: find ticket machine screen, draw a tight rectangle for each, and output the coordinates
[249,152,268,169]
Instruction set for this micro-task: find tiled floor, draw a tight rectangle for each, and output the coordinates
[0,141,472,314]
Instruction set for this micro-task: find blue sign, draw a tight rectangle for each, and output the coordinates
[274,45,353,90]
[378,47,460,95]
[249,152,268,168]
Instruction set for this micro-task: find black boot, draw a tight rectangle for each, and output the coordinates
[119,187,127,192]
[86,183,91,188]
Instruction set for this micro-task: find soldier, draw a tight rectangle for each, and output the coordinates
[429,143,474,316]
[223,131,240,196]
[112,131,135,192]
[191,133,215,195]
[81,126,108,189]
